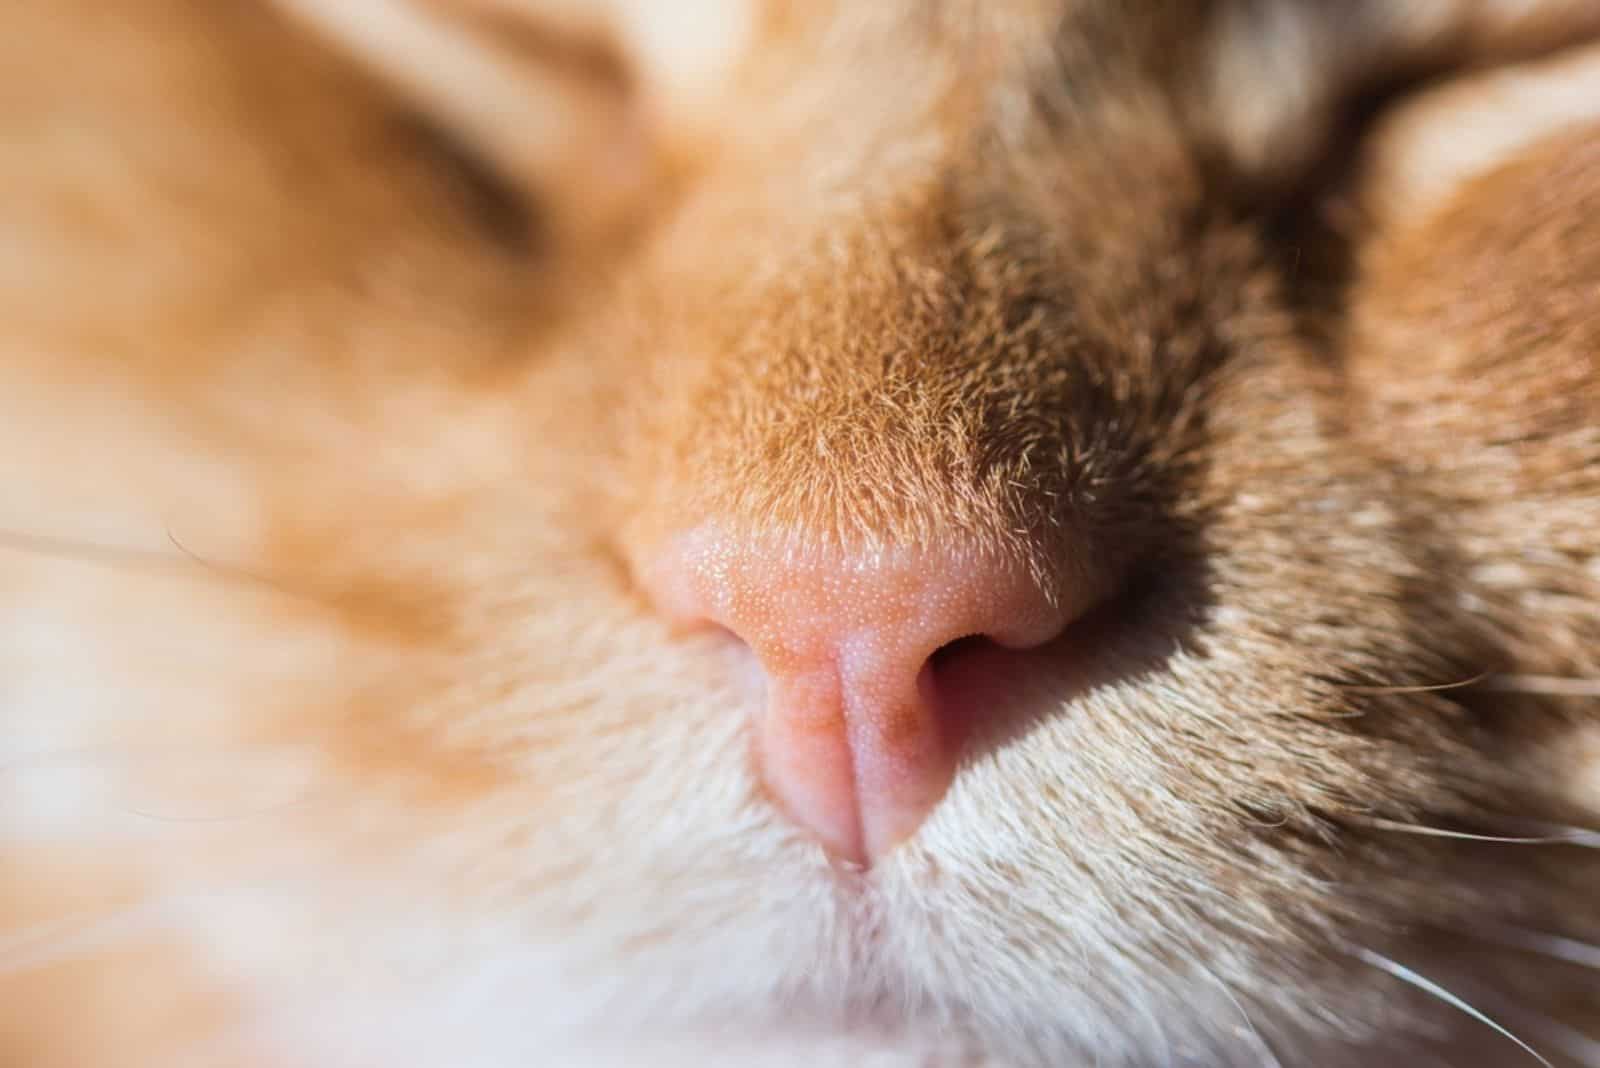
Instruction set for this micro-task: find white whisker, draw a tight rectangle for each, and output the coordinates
[1500,1009,1600,1068]
[1202,964,1284,1068]
[0,526,295,596]
[1473,925,1600,973]
[1357,817,1600,849]
[1450,976,1600,1068]
[1339,670,1492,695]
[1353,947,1555,1068]
[1519,1019,1600,1068]
[1481,674,1600,698]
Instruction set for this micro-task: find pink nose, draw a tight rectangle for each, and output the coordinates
[641,528,1071,864]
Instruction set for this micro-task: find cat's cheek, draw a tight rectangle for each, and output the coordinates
[1573,726,1600,813]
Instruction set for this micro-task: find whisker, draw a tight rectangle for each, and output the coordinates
[1479,674,1600,698]
[1355,817,1600,849]
[1200,963,1284,1068]
[1515,1020,1600,1068]
[0,527,214,574]
[1339,670,1494,696]
[1353,947,1556,1068]
[0,526,301,599]
[1447,975,1600,1068]
[1471,925,1600,973]
[164,527,299,597]
[1338,671,1600,700]
[1495,1007,1600,1068]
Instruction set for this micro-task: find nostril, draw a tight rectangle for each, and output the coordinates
[927,633,992,670]
[919,635,987,760]
[632,526,1084,862]
[921,632,1063,757]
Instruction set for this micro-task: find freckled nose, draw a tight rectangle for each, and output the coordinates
[636,527,1072,864]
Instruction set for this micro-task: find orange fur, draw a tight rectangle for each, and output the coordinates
[2,2,1598,1065]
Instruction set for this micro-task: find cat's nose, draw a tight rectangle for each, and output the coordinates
[640,528,1072,864]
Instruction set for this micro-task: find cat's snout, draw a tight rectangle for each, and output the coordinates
[637,525,1072,864]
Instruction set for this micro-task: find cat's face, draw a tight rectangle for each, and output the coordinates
[2,2,1598,1066]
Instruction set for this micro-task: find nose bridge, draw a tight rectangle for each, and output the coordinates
[653,221,1032,542]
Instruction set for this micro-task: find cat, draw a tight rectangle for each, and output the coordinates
[1,1,1597,1064]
